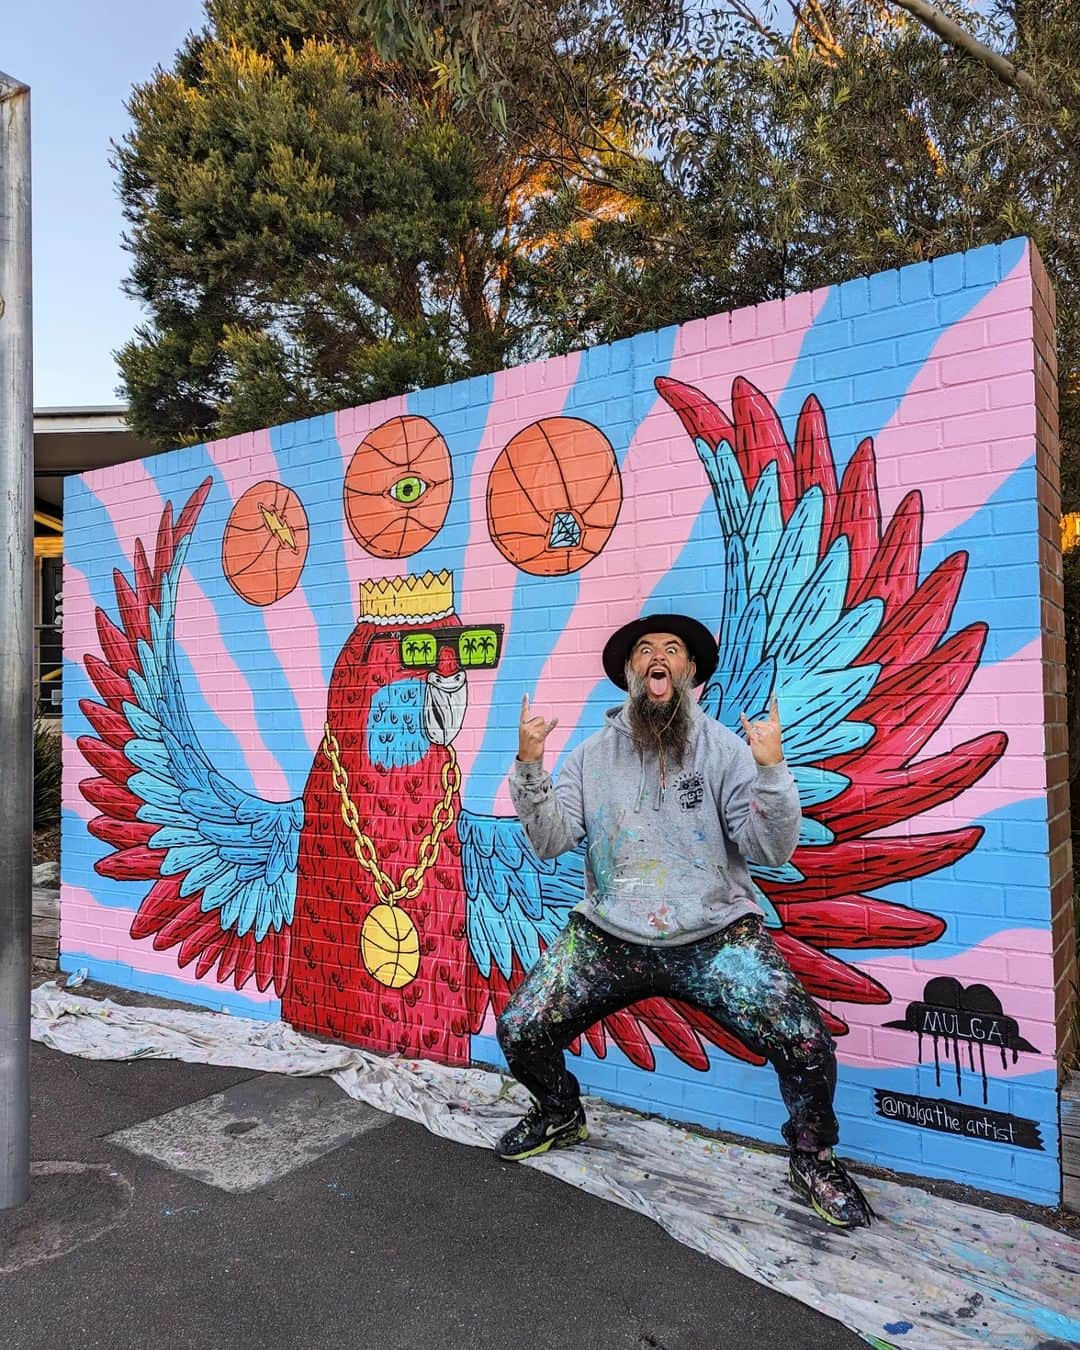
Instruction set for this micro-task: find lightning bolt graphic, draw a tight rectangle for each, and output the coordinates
[259,503,298,552]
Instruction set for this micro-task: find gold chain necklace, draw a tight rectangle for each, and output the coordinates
[321,722,461,989]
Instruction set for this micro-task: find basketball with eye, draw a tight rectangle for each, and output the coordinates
[344,416,453,559]
[360,903,421,989]
[486,417,622,576]
[222,481,309,606]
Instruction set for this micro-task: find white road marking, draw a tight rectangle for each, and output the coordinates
[107,1074,392,1192]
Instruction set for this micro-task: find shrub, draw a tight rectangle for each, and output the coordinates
[33,719,62,831]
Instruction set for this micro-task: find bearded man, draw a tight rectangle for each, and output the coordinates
[495,614,873,1229]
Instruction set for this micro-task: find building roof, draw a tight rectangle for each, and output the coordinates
[34,405,158,512]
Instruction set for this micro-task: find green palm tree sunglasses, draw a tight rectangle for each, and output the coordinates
[365,624,505,670]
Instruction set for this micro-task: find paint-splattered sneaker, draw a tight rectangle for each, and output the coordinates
[496,1102,589,1161]
[788,1149,875,1228]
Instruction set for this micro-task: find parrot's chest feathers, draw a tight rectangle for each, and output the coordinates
[319,724,461,988]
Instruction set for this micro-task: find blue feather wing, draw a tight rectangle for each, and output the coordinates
[458,810,584,980]
[697,438,884,818]
[126,537,304,944]
[692,435,890,911]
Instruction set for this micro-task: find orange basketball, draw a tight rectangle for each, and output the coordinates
[221,481,309,606]
[344,416,452,558]
[486,417,622,575]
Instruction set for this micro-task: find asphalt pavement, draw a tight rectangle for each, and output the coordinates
[1,1027,869,1350]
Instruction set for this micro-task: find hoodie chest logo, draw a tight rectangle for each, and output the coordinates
[675,771,705,812]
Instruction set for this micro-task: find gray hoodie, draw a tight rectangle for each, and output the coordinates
[508,701,801,946]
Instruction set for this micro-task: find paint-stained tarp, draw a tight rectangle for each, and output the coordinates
[30,984,1080,1350]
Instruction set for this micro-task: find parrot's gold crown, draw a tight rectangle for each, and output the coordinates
[359,570,454,625]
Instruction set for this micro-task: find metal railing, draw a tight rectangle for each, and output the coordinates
[34,622,62,718]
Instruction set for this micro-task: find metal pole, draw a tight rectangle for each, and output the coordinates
[0,69,33,1211]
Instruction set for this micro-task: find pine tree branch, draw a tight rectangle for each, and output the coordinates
[885,0,1056,113]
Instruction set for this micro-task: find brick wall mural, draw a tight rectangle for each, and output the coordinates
[61,238,1074,1205]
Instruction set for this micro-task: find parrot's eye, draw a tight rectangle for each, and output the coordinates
[388,475,428,505]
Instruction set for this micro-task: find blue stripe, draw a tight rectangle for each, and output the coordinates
[59,806,154,909]
[65,474,276,798]
[920,457,1039,663]
[470,329,679,809]
[776,238,1028,478]
[64,476,136,616]
[140,452,310,796]
[57,951,281,1021]
[845,796,1050,960]
[269,412,356,691]
[557,241,1036,763]
[407,372,495,587]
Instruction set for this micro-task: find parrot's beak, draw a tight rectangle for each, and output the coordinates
[423,669,467,746]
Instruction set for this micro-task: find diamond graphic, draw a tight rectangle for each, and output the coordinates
[548,511,582,550]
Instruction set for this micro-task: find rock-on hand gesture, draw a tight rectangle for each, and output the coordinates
[518,694,558,764]
[739,695,784,767]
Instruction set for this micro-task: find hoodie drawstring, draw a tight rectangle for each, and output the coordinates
[653,691,682,808]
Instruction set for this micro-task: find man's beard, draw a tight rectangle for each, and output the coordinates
[625,668,695,768]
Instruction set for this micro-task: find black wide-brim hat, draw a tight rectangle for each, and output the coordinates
[602,613,719,690]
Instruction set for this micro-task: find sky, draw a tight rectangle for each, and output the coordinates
[6,0,207,408]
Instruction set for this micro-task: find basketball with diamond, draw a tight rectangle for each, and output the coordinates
[486,418,622,575]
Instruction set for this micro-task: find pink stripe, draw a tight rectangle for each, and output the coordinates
[871,638,1048,834]
[62,735,97,823]
[333,395,410,617]
[172,586,292,800]
[486,291,831,815]
[81,463,291,800]
[59,883,280,1005]
[454,356,583,789]
[64,561,114,825]
[204,428,326,754]
[876,251,1036,541]
[830,927,1056,1073]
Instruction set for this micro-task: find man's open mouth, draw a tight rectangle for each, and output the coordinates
[647,666,672,698]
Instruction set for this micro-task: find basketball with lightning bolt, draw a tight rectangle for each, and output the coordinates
[221,481,309,606]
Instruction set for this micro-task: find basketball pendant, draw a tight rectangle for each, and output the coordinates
[360,903,421,988]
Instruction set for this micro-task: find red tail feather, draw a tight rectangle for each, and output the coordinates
[817,733,1007,840]
[84,653,134,710]
[775,895,946,949]
[634,997,709,1071]
[832,440,882,599]
[80,777,142,820]
[655,375,736,452]
[76,736,136,785]
[732,376,797,517]
[95,843,167,882]
[794,395,839,548]
[851,492,922,611]
[773,933,890,1004]
[783,829,983,902]
[78,699,135,749]
[605,1007,656,1070]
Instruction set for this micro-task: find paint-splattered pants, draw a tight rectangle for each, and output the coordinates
[496,913,839,1153]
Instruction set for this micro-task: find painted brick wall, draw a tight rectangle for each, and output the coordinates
[61,237,1072,1205]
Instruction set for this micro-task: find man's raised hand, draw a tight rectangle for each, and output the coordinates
[739,695,784,767]
[518,693,558,764]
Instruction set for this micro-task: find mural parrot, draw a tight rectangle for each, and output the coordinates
[76,375,1006,1072]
